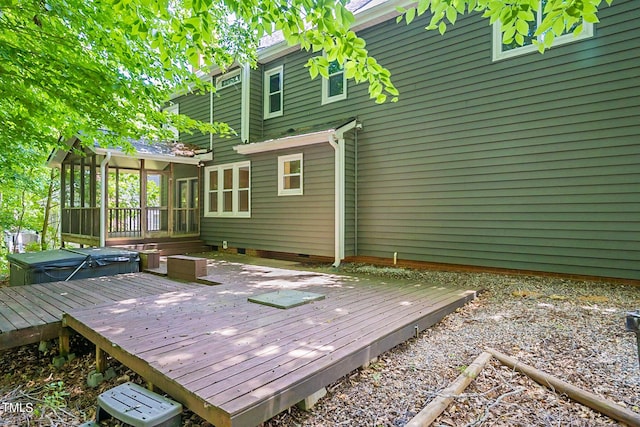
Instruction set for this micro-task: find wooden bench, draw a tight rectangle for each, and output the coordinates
[167,255,207,281]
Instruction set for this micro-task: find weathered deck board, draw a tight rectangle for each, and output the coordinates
[64,261,477,427]
[0,273,202,351]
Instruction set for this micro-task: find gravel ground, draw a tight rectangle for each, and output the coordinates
[0,264,639,426]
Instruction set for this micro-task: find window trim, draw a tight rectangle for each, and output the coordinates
[264,65,284,119]
[492,4,594,61]
[204,161,251,218]
[163,103,179,140]
[321,60,347,105]
[216,69,241,90]
[278,153,303,196]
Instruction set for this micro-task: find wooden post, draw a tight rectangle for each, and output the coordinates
[406,351,493,427]
[58,327,70,358]
[69,160,75,209]
[487,348,640,427]
[90,154,97,236]
[168,163,174,236]
[140,160,147,238]
[96,346,107,373]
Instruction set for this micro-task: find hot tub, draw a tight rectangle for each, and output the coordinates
[7,247,139,286]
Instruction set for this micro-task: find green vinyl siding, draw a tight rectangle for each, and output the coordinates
[250,68,263,142]
[198,0,639,280]
[201,144,335,256]
[344,135,356,257]
[173,91,209,149]
[351,1,639,280]
[212,70,244,165]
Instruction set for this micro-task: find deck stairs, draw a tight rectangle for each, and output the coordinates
[112,239,211,256]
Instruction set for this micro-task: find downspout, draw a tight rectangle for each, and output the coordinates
[354,128,358,255]
[241,64,251,143]
[328,136,340,267]
[99,151,111,247]
[330,119,358,267]
[209,76,214,151]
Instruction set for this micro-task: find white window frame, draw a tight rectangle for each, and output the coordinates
[321,60,347,105]
[204,161,251,218]
[264,65,283,119]
[278,153,303,196]
[216,69,241,90]
[492,2,594,61]
[163,103,179,140]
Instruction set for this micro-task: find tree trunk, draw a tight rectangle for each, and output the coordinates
[13,189,27,253]
[41,168,56,251]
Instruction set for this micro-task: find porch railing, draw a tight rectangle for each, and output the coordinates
[63,206,196,239]
[61,207,100,237]
[108,207,141,237]
[146,207,168,233]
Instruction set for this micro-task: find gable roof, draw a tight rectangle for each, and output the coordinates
[47,136,204,168]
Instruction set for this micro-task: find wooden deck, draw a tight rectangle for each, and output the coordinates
[0,273,201,351]
[64,261,477,427]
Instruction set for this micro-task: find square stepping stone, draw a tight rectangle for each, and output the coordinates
[248,290,325,309]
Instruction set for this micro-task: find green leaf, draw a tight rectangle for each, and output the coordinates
[446,6,457,25]
[583,13,599,23]
[516,19,530,35]
[544,30,555,48]
[406,8,416,25]
[308,62,319,79]
[417,0,430,15]
[438,21,446,35]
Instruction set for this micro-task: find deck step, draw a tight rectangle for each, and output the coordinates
[112,240,211,256]
[96,382,182,427]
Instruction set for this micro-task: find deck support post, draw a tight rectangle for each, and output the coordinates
[58,327,70,357]
[96,346,107,373]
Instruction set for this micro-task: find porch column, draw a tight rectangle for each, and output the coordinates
[168,163,174,236]
[99,152,111,247]
[140,160,147,238]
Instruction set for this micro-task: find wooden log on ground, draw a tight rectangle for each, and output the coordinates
[487,348,640,427]
[406,351,493,427]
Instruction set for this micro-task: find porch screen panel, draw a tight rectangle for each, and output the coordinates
[146,173,169,233]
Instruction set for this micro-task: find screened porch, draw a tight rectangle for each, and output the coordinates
[52,139,203,248]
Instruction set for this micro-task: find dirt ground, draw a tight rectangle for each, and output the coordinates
[0,261,638,426]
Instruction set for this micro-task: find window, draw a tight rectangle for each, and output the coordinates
[322,60,347,104]
[216,69,241,90]
[264,66,283,119]
[205,161,250,217]
[493,0,594,61]
[163,104,179,140]
[278,153,303,196]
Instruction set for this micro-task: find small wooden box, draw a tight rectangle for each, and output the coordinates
[139,250,160,270]
[167,255,207,281]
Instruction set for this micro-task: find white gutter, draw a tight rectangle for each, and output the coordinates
[99,151,111,247]
[234,129,336,154]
